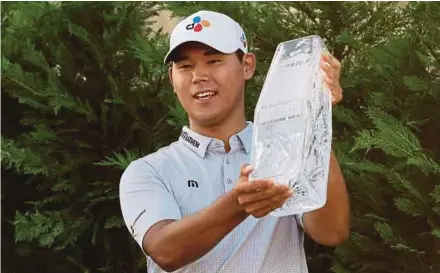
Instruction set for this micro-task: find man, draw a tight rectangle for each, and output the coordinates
[120,10,350,273]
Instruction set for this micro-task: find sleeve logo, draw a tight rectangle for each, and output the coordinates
[130,209,146,235]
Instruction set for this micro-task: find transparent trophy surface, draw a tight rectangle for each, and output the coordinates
[249,35,332,216]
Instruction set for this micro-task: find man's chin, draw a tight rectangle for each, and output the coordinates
[190,113,224,128]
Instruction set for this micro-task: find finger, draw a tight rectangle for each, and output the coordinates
[320,61,336,80]
[251,178,277,191]
[238,184,290,205]
[251,206,273,218]
[236,164,254,186]
[324,76,342,96]
[235,178,276,194]
[320,59,332,71]
[243,189,293,213]
[249,193,292,218]
[324,76,334,87]
[333,93,343,104]
[233,165,254,195]
[327,86,343,104]
[239,164,253,180]
[321,53,341,70]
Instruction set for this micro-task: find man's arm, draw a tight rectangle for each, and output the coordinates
[135,165,290,272]
[300,53,349,246]
[144,190,247,272]
[302,149,350,246]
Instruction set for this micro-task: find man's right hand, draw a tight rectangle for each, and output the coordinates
[233,164,293,218]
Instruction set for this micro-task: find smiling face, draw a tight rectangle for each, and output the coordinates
[169,42,255,129]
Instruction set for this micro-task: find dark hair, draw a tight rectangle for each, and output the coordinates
[235,49,245,63]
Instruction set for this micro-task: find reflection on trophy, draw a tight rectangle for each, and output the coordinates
[250,35,332,216]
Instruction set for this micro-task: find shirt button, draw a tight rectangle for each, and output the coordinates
[226,178,233,184]
[226,158,231,164]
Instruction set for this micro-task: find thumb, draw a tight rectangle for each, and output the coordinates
[238,164,253,183]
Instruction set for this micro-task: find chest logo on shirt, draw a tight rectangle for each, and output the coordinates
[187,180,199,188]
[181,131,200,148]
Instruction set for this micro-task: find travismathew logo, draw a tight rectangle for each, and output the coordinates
[130,209,146,235]
[188,180,199,188]
[181,131,200,148]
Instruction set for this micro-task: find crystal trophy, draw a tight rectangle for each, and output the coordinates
[249,35,332,216]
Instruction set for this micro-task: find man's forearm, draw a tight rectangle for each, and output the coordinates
[146,190,249,271]
[303,149,350,246]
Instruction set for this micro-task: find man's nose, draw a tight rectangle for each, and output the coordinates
[192,65,209,84]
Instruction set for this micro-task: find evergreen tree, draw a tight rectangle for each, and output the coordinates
[1,2,178,272]
[2,1,439,273]
[332,2,440,272]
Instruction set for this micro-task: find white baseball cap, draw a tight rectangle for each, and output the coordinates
[164,10,248,63]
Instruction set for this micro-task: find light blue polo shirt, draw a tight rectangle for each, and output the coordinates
[119,121,308,273]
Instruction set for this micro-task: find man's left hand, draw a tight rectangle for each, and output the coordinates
[320,53,343,105]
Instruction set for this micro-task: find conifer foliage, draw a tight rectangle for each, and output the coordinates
[331,2,440,272]
[2,2,177,272]
[2,2,439,273]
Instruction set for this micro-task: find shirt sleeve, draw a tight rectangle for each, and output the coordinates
[119,159,182,255]
[296,212,313,239]
[295,213,304,230]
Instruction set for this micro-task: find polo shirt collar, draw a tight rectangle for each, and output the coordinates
[236,121,253,154]
[179,121,253,158]
[179,126,213,158]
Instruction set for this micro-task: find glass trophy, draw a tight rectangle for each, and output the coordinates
[249,35,332,216]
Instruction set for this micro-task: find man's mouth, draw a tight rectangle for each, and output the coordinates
[194,91,217,101]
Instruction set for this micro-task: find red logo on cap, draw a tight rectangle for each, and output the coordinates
[186,16,211,32]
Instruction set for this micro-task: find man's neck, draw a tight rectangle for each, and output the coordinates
[189,117,247,153]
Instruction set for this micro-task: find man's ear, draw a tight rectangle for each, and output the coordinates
[168,66,176,93]
[243,53,256,80]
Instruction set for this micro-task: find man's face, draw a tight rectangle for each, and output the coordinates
[169,42,255,128]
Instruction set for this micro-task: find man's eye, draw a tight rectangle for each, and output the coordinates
[208,59,221,64]
[179,64,192,69]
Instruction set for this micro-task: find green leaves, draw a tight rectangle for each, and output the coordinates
[104,215,125,230]
[403,76,429,92]
[432,229,440,239]
[329,2,440,273]
[14,211,91,249]
[394,197,421,217]
[374,221,395,244]
[335,32,357,47]
[1,137,49,175]
[95,149,144,170]
[352,106,440,174]
[432,185,440,213]
[2,2,174,273]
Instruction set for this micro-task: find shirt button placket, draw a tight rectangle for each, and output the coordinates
[224,155,234,190]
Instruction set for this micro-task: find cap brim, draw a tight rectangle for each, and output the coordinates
[163,38,238,64]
